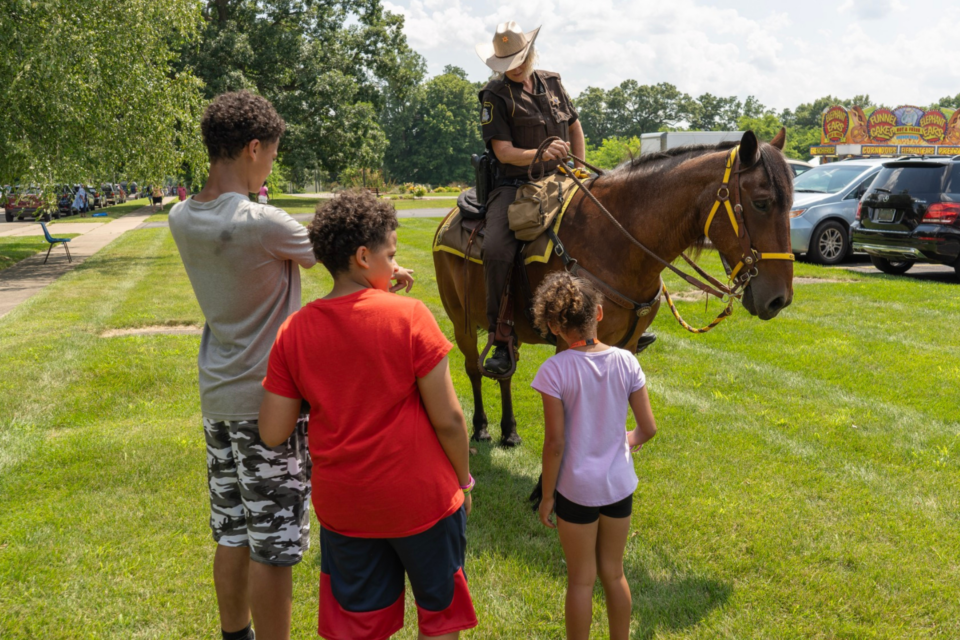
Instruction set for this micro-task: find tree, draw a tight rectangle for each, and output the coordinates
[385,66,482,185]
[585,136,641,170]
[0,0,207,185]
[178,0,424,184]
[576,81,695,140]
[689,93,742,131]
[575,87,616,144]
[934,94,960,109]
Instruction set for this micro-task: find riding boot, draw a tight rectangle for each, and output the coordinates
[482,185,520,373]
[483,258,514,374]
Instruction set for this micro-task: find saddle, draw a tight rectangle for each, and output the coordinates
[432,181,580,268]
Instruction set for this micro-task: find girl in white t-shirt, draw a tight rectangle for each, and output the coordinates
[531,271,658,640]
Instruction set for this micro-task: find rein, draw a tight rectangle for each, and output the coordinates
[530,137,794,333]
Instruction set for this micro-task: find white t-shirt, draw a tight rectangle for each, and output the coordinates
[169,192,316,421]
[532,347,645,506]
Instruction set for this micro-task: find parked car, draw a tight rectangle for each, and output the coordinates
[851,157,960,276]
[788,158,887,264]
[102,183,120,206]
[5,186,44,221]
[787,159,813,178]
[57,184,75,218]
[93,184,107,208]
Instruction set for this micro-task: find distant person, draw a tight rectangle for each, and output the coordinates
[531,272,658,640]
[258,181,268,204]
[73,185,88,214]
[151,185,163,213]
[258,190,476,640]
[169,91,415,640]
[178,184,187,202]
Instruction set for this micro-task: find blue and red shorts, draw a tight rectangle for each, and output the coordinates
[318,506,477,640]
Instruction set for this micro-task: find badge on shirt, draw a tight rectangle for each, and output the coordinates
[549,94,560,107]
[481,101,494,125]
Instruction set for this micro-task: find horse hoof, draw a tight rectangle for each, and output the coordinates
[500,432,522,447]
[472,429,492,442]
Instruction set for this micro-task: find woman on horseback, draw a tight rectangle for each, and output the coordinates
[474,21,585,374]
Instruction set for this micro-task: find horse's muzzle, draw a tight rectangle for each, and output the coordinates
[742,282,792,320]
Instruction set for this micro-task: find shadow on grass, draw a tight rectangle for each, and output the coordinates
[433,441,731,637]
[629,564,732,639]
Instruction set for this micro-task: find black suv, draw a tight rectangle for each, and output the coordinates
[851,157,960,276]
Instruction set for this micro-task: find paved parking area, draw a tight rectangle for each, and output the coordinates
[830,256,956,283]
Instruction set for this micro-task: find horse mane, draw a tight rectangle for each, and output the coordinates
[602,139,794,259]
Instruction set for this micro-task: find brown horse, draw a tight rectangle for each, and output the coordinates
[433,130,795,445]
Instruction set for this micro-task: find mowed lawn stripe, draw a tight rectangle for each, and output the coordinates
[1,218,959,638]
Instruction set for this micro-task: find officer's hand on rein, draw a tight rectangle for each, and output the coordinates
[542,139,569,162]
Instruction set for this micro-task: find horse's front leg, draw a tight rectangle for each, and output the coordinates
[457,327,490,442]
[498,377,521,447]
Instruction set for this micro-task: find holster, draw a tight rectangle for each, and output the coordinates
[471,152,498,206]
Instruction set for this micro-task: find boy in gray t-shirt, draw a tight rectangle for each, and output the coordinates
[170,91,415,640]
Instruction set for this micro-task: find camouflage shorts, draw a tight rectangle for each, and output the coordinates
[203,416,311,567]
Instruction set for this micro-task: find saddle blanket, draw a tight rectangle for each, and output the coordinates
[432,181,580,266]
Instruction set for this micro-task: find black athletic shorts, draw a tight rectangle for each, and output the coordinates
[555,491,633,525]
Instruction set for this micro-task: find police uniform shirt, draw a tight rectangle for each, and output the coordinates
[480,70,579,178]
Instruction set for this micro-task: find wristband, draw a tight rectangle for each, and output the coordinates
[460,474,475,494]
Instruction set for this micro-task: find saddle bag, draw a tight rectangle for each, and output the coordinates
[507,173,569,242]
[457,188,486,221]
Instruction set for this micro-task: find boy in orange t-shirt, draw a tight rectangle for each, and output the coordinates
[259,190,478,640]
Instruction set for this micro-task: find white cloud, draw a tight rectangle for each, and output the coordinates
[838,0,905,20]
[385,0,960,111]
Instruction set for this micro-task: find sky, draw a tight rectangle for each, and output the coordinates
[381,0,960,112]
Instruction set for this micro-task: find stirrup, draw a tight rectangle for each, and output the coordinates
[478,333,517,380]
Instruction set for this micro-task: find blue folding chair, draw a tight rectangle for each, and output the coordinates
[39,222,72,264]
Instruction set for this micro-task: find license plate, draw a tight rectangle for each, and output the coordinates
[876,208,897,222]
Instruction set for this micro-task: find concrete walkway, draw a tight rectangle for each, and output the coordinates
[0,221,106,238]
[0,198,174,319]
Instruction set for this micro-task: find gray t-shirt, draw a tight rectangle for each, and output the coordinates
[169,192,316,421]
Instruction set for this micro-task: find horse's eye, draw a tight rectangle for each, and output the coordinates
[753,200,770,212]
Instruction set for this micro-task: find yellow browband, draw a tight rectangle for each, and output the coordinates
[703,146,795,282]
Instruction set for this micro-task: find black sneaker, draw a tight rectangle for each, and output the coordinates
[484,344,512,374]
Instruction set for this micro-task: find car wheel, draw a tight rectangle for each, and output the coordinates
[870,255,914,275]
[4,211,11,222]
[808,220,849,265]
[52,211,60,220]
[42,212,51,222]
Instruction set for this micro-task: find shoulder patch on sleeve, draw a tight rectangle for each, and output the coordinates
[481,101,494,125]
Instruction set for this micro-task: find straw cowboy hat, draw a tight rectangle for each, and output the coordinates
[475,21,541,73]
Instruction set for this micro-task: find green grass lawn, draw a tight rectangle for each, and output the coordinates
[50,197,152,224]
[0,234,80,271]
[2,218,960,638]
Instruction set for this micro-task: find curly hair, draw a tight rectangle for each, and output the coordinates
[308,190,398,275]
[201,91,286,161]
[532,271,603,337]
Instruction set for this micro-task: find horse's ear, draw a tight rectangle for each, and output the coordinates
[739,130,760,165]
[770,127,786,150]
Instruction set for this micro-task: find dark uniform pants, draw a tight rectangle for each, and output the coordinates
[483,184,519,331]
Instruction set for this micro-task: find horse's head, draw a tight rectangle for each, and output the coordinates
[709,129,795,320]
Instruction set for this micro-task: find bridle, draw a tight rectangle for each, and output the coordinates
[704,146,795,298]
[534,138,794,333]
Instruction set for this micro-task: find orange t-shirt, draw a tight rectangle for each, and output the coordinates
[263,288,461,538]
